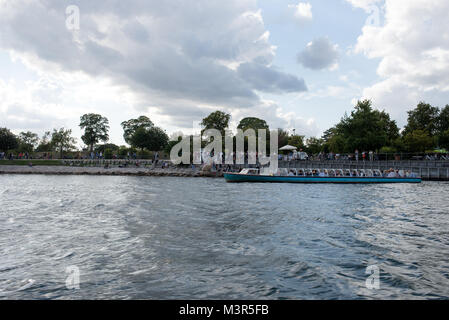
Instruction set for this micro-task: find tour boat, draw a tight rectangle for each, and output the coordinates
[224,168,422,184]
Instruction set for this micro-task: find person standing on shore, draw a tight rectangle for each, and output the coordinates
[355,149,359,162]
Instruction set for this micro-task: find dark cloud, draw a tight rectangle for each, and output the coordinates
[0,0,308,129]
[238,62,307,93]
[297,37,339,70]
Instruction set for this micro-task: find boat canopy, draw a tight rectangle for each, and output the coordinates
[279,145,298,151]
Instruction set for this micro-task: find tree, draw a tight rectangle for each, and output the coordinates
[121,116,154,145]
[437,105,449,148]
[95,143,119,153]
[326,100,400,153]
[327,134,346,153]
[306,137,324,154]
[237,117,269,132]
[200,111,231,135]
[437,105,449,133]
[51,128,77,158]
[18,131,39,153]
[403,102,440,136]
[129,127,149,152]
[0,128,18,152]
[438,130,449,150]
[277,129,290,147]
[165,136,183,154]
[79,113,110,152]
[36,131,53,152]
[402,130,434,153]
[288,135,305,150]
[129,126,169,152]
[147,127,169,151]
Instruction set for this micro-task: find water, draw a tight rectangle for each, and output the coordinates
[0,175,448,300]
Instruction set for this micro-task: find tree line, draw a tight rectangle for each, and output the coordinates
[1,100,448,159]
[0,114,170,159]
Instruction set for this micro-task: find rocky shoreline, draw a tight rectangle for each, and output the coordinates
[0,165,224,178]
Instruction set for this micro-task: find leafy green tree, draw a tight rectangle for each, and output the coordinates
[121,116,154,144]
[402,130,434,153]
[438,130,449,150]
[165,136,183,154]
[437,105,449,133]
[104,148,114,159]
[18,131,39,153]
[277,128,290,147]
[51,128,77,158]
[403,102,440,136]
[147,127,169,151]
[306,137,324,154]
[288,135,305,150]
[200,111,231,135]
[327,134,346,153]
[79,113,110,152]
[36,131,53,152]
[129,127,149,152]
[129,126,169,152]
[0,128,18,152]
[379,110,400,142]
[95,143,119,153]
[327,100,400,153]
[437,105,449,148]
[237,117,269,132]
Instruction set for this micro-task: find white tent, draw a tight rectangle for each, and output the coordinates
[279,145,297,151]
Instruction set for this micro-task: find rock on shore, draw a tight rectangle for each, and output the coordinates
[0,165,224,178]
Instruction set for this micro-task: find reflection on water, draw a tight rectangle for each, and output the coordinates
[0,175,448,299]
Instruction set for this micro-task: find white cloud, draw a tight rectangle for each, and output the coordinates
[0,77,68,133]
[0,0,311,139]
[297,37,339,70]
[345,0,383,12]
[288,2,313,23]
[353,0,449,123]
[229,100,319,137]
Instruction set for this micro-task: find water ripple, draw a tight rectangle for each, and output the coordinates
[0,175,448,299]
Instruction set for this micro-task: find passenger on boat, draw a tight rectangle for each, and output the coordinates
[387,169,396,178]
[298,170,304,176]
[288,170,295,176]
[409,171,417,178]
[352,170,358,177]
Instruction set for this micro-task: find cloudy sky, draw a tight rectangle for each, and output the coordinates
[1,0,449,146]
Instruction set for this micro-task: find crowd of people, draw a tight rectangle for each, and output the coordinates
[284,168,418,178]
[0,152,32,160]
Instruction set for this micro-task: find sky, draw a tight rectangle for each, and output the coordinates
[1,0,449,147]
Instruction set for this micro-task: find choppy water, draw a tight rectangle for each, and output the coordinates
[0,175,448,299]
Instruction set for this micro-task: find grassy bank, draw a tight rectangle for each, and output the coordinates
[0,160,63,166]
